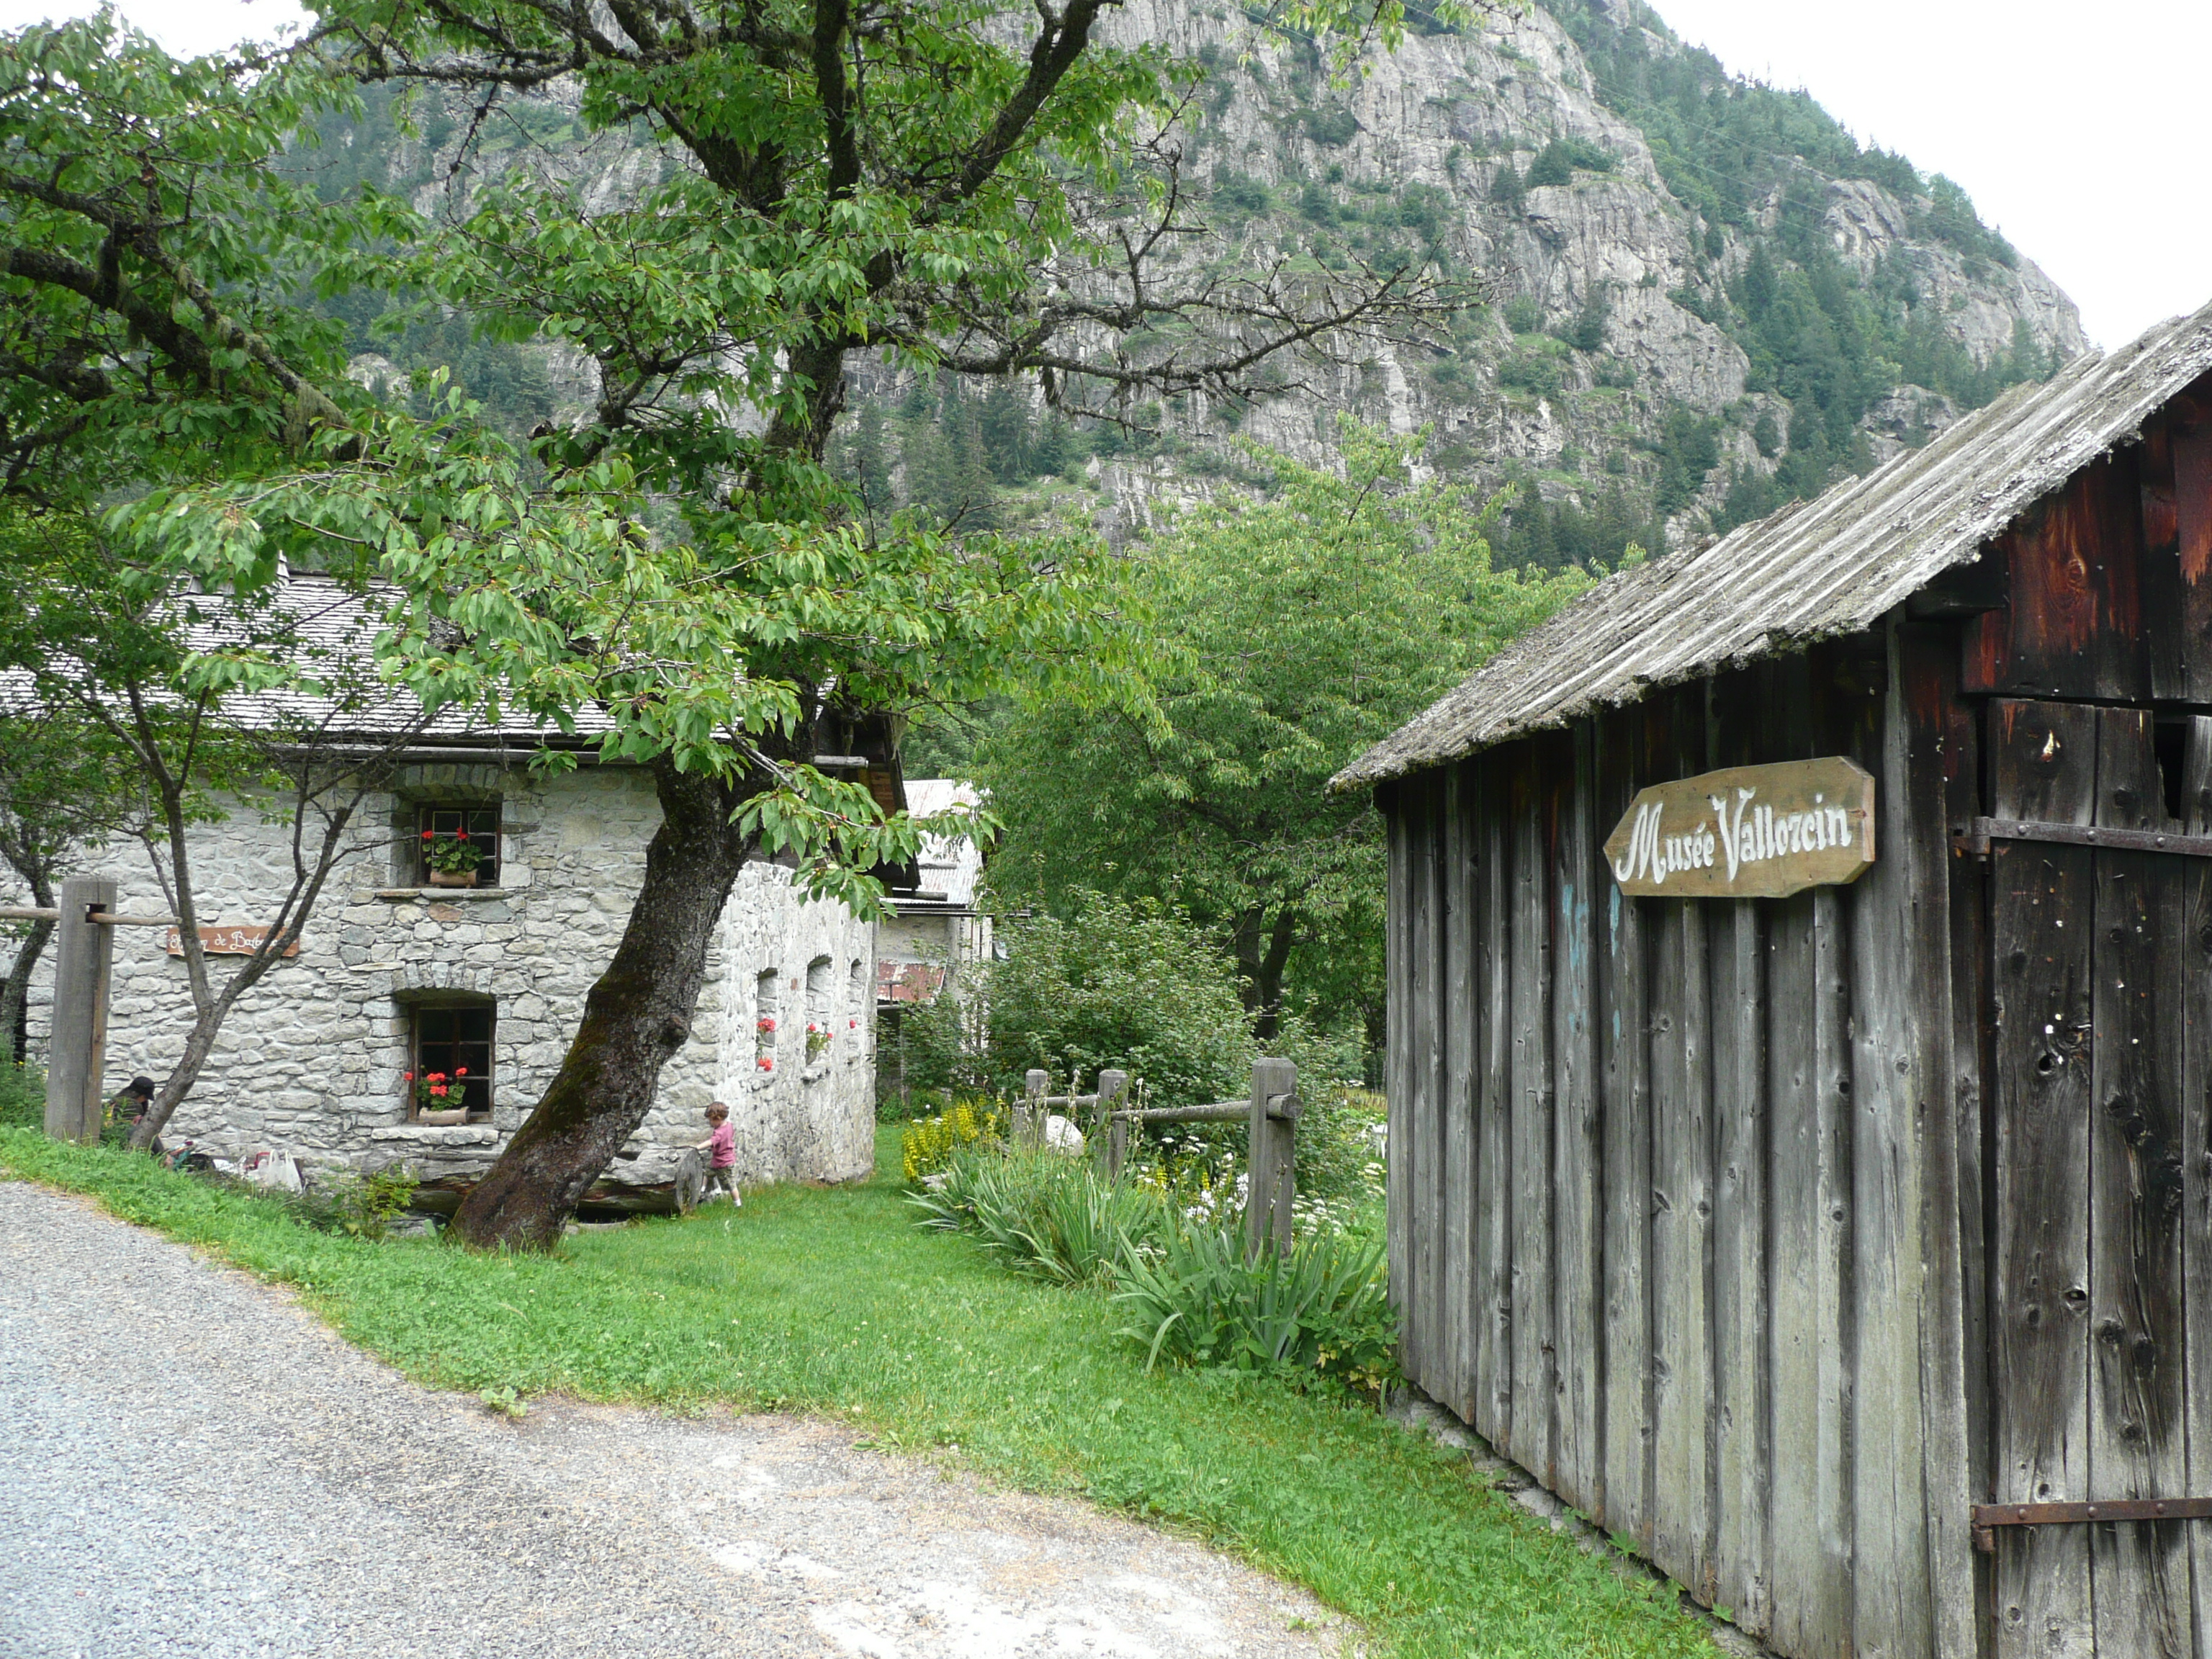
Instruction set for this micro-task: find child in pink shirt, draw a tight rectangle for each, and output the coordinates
[693,1102,740,1207]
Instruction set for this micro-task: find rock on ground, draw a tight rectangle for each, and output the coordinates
[0,1182,1345,1658]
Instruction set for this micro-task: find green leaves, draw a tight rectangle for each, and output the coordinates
[0,14,369,506]
[902,891,1262,1107]
[982,422,1591,1038]
[909,1144,1176,1287]
[1110,1222,1398,1399]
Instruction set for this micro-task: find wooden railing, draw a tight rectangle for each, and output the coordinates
[1012,1058,1301,1256]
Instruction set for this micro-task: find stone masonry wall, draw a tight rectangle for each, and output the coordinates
[15,760,875,1190]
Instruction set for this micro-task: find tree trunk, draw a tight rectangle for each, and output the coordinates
[448,760,757,1251]
[1,917,52,1064]
[1232,906,1299,1044]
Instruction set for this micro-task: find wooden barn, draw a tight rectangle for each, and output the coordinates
[1336,300,2212,1659]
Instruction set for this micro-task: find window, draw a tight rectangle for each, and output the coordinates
[804,956,834,1066]
[411,1003,494,1119]
[418,804,500,886]
[753,969,781,1077]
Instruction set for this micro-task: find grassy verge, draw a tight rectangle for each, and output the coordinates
[0,1123,1713,1659]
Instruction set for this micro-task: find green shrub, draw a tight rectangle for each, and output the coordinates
[1112,1222,1399,1401]
[1563,287,1609,353]
[0,1062,40,1130]
[900,893,1259,1107]
[1522,135,1614,189]
[1301,105,1358,147]
[876,1084,959,1124]
[1290,1085,1386,1205]
[1497,351,1563,397]
[1117,1076,1379,1216]
[909,1145,1172,1285]
[285,1162,421,1240]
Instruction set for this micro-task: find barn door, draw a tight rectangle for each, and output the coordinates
[1985,698,2212,1659]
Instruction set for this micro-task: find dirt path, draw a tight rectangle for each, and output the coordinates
[0,1181,1348,1658]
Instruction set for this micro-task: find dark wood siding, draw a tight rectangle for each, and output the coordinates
[1385,625,1975,1659]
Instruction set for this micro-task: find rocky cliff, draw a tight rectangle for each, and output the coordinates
[323,0,2086,567]
[1031,0,2086,559]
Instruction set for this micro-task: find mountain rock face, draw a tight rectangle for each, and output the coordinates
[1047,0,2085,556]
[326,0,2085,566]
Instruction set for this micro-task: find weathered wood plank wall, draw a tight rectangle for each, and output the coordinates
[1382,423,2212,1659]
[1382,629,1970,1659]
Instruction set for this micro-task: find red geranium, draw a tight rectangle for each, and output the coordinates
[410,1069,461,1112]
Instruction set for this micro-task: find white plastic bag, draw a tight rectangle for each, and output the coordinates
[242,1149,304,1193]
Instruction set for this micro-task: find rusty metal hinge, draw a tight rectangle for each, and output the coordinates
[1971,1498,2212,1552]
[1954,817,2212,859]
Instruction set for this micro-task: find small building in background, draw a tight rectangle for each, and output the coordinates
[873,778,991,1105]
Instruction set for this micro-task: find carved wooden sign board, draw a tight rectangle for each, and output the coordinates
[1604,757,1876,899]
[163,925,300,958]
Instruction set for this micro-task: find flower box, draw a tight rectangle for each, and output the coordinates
[417,1109,468,1126]
[426,868,479,889]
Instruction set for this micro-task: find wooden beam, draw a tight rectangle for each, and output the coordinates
[43,874,116,1145]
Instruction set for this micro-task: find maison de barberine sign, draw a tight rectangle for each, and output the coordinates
[1604,757,1876,899]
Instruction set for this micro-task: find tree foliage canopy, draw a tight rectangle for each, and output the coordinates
[981,426,1595,1044]
[0,0,1473,1241]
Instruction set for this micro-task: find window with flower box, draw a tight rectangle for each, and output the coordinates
[418,805,500,888]
[804,957,834,1068]
[408,1002,494,1120]
[752,969,780,1077]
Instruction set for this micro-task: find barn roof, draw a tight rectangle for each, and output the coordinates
[1334,295,2212,792]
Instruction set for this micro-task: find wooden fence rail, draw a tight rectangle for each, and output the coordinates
[1070,1059,1300,1258]
[1,904,179,927]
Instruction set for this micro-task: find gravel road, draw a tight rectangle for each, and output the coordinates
[0,1181,1346,1659]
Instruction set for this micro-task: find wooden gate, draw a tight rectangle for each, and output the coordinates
[1984,698,2212,1658]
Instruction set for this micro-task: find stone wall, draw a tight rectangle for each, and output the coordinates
[14,760,876,1189]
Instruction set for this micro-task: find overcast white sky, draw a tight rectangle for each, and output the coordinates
[3,0,2202,350]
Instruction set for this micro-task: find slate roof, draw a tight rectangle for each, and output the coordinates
[899,779,986,909]
[8,573,613,750]
[1334,295,2212,791]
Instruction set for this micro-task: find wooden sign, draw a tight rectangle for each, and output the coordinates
[163,925,300,958]
[1604,757,1876,899]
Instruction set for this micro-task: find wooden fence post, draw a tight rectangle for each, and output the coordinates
[44,873,117,1145]
[1246,1056,1298,1259]
[1095,1069,1129,1177]
[1020,1069,1047,1148]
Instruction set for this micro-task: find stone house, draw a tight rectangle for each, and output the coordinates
[13,592,885,1197]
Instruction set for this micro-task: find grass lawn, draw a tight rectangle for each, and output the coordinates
[0,1123,1715,1659]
